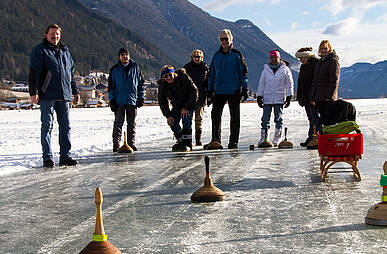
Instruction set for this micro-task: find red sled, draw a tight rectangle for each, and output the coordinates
[318,133,363,157]
[317,133,363,181]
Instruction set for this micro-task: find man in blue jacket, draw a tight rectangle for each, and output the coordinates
[108,48,145,152]
[29,24,79,168]
[204,29,249,149]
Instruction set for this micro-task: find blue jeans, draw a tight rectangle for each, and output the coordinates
[40,100,71,161]
[170,109,194,135]
[261,104,283,129]
[304,104,320,142]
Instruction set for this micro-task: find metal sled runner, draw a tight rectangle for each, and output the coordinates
[318,133,363,181]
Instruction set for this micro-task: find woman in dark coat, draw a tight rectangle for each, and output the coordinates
[183,49,209,146]
[295,47,319,146]
[310,40,340,126]
[158,65,198,151]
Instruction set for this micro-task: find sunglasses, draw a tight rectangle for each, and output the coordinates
[193,55,202,59]
[165,74,174,79]
[220,37,229,42]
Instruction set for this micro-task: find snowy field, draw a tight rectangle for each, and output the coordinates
[1,99,387,253]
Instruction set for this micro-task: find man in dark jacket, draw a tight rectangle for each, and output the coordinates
[183,49,209,146]
[108,48,145,152]
[158,65,198,151]
[29,24,79,168]
[205,29,248,149]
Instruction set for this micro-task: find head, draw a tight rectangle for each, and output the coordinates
[219,29,233,51]
[269,50,281,65]
[191,49,204,64]
[45,24,62,46]
[118,48,130,64]
[295,47,315,64]
[160,65,177,84]
[318,40,333,57]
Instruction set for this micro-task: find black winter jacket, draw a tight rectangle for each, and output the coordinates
[158,69,198,118]
[297,57,318,106]
[310,51,340,102]
[183,61,209,107]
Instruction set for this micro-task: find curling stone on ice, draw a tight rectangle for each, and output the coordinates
[79,187,121,254]
[117,132,133,153]
[258,127,273,148]
[191,156,226,202]
[365,161,387,226]
[278,127,293,149]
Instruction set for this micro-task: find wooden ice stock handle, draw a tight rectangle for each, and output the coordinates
[383,161,387,175]
[94,187,105,236]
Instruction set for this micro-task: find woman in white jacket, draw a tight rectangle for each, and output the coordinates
[257,50,294,146]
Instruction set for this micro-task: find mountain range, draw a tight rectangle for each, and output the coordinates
[339,60,387,98]
[0,0,385,98]
[0,0,297,92]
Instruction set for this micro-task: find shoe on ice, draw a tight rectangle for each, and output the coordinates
[59,157,78,166]
[227,142,238,149]
[113,144,119,152]
[43,159,55,168]
[306,139,318,150]
[203,141,223,150]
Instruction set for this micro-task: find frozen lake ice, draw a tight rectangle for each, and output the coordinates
[1,100,387,253]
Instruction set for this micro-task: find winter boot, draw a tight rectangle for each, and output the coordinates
[272,128,282,147]
[172,131,184,151]
[195,129,202,146]
[258,129,266,145]
[181,129,193,151]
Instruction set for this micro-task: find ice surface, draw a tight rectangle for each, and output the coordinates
[1,100,387,253]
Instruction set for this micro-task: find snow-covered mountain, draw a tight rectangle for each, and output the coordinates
[340,60,387,98]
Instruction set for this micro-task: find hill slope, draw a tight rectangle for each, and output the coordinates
[0,0,175,80]
[340,61,387,98]
[77,0,299,91]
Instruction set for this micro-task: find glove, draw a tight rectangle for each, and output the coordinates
[207,91,214,106]
[136,98,144,108]
[284,95,292,108]
[109,100,118,112]
[241,87,248,102]
[257,96,263,108]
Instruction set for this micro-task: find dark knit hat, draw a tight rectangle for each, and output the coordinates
[118,47,129,56]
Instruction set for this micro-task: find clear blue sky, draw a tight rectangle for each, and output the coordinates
[188,0,387,67]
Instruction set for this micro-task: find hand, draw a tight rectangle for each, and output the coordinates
[73,94,80,105]
[167,116,174,126]
[207,91,214,106]
[257,96,263,108]
[181,108,189,119]
[310,100,316,106]
[284,95,292,108]
[241,87,248,102]
[30,95,39,104]
[109,100,118,112]
[136,98,144,108]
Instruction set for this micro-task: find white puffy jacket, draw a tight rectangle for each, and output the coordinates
[257,62,294,104]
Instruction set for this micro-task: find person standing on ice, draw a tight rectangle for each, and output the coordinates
[257,49,294,146]
[204,29,248,150]
[108,48,145,152]
[29,24,79,168]
[183,49,209,146]
[158,65,198,151]
[295,47,319,147]
[309,40,340,126]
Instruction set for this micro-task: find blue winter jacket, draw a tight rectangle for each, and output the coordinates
[29,39,78,101]
[208,46,248,95]
[108,60,145,106]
